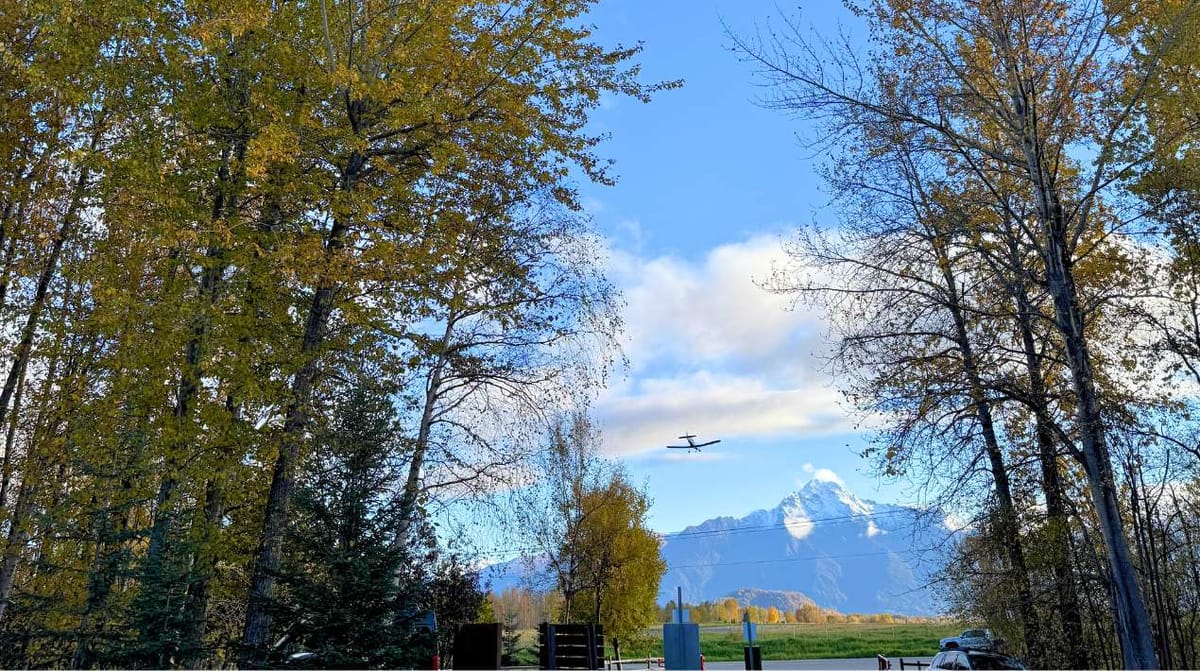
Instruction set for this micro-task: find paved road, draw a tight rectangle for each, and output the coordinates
[699,656,933,670]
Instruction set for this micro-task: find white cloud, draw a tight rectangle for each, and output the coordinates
[595,235,855,456]
[615,218,645,253]
[811,468,844,486]
[943,511,974,533]
[581,196,605,215]
[610,235,823,371]
[660,451,728,463]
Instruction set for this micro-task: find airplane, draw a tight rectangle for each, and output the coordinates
[666,434,721,452]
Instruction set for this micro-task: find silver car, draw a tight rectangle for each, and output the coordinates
[939,628,995,651]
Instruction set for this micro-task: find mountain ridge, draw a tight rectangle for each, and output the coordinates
[657,477,945,615]
[486,477,948,616]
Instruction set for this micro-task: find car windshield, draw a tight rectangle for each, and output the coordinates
[962,629,988,638]
[967,653,1024,670]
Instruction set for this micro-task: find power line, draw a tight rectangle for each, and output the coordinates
[477,508,923,561]
[668,549,897,570]
[658,508,916,541]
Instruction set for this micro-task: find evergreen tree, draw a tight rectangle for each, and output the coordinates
[273,380,432,669]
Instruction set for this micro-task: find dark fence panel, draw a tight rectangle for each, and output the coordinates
[538,623,604,670]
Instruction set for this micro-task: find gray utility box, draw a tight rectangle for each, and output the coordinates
[663,623,701,670]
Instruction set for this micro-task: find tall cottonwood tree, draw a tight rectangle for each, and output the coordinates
[767,132,1047,658]
[738,1,1200,665]
[0,0,663,666]
[237,1,671,662]
[393,194,620,546]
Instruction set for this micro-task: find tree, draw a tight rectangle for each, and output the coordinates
[424,555,489,670]
[736,1,1200,665]
[572,475,665,647]
[0,0,665,666]
[238,1,673,659]
[721,597,740,623]
[392,196,621,548]
[527,412,665,647]
[273,379,433,669]
[527,412,614,618]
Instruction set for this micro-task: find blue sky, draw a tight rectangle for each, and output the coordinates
[569,0,920,532]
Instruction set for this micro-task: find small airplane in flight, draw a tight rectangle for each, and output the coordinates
[667,434,721,453]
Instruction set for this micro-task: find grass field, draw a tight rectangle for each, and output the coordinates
[608,622,964,662]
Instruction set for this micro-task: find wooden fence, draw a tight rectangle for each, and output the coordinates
[538,623,605,670]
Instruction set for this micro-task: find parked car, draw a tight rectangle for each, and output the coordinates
[929,649,1026,670]
[940,628,996,651]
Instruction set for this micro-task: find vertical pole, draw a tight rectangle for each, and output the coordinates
[544,623,557,670]
[677,587,683,624]
[587,626,596,670]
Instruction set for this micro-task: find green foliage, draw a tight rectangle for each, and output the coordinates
[618,622,964,661]
[272,381,432,668]
[501,623,533,666]
[425,555,489,668]
[0,0,658,666]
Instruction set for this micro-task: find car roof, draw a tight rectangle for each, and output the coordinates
[966,650,1017,660]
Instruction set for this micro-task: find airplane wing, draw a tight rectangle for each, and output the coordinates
[666,445,693,449]
[692,439,721,448]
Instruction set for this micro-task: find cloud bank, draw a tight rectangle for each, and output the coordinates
[595,235,854,456]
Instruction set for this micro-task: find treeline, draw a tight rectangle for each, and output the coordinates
[736,0,1200,669]
[656,598,928,626]
[488,587,563,631]
[493,589,934,630]
[0,0,668,668]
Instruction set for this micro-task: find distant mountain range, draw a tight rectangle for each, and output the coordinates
[657,478,950,615]
[487,478,951,616]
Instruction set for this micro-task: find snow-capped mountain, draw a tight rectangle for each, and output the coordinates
[486,478,951,616]
[658,478,948,615]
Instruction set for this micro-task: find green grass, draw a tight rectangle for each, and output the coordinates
[610,622,965,662]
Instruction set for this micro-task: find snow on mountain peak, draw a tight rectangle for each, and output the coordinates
[778,478,876,539]
[781,500,814,539]
[794,478,876,515]
[654,477,946,615]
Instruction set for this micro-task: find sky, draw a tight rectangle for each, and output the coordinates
[563,0,920,533]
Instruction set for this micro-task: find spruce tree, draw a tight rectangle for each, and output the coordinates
[273,380,432,669]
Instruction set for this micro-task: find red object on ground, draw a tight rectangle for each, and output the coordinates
[432,653,439,671]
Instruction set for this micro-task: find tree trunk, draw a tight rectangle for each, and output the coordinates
[937,242,1040,657]
[1002,50,1159,662]
[240,144,357,661]
[395,313,456,547]
[0,166,88,628]
[1129,463,1174,668]
[1042,227,1158,668]
[1011,282,1089,668]
[143,142,243,662]
[0,164,89,432]
[0,476,34,625]
[240,288,336,662]
[0,370,24,512]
